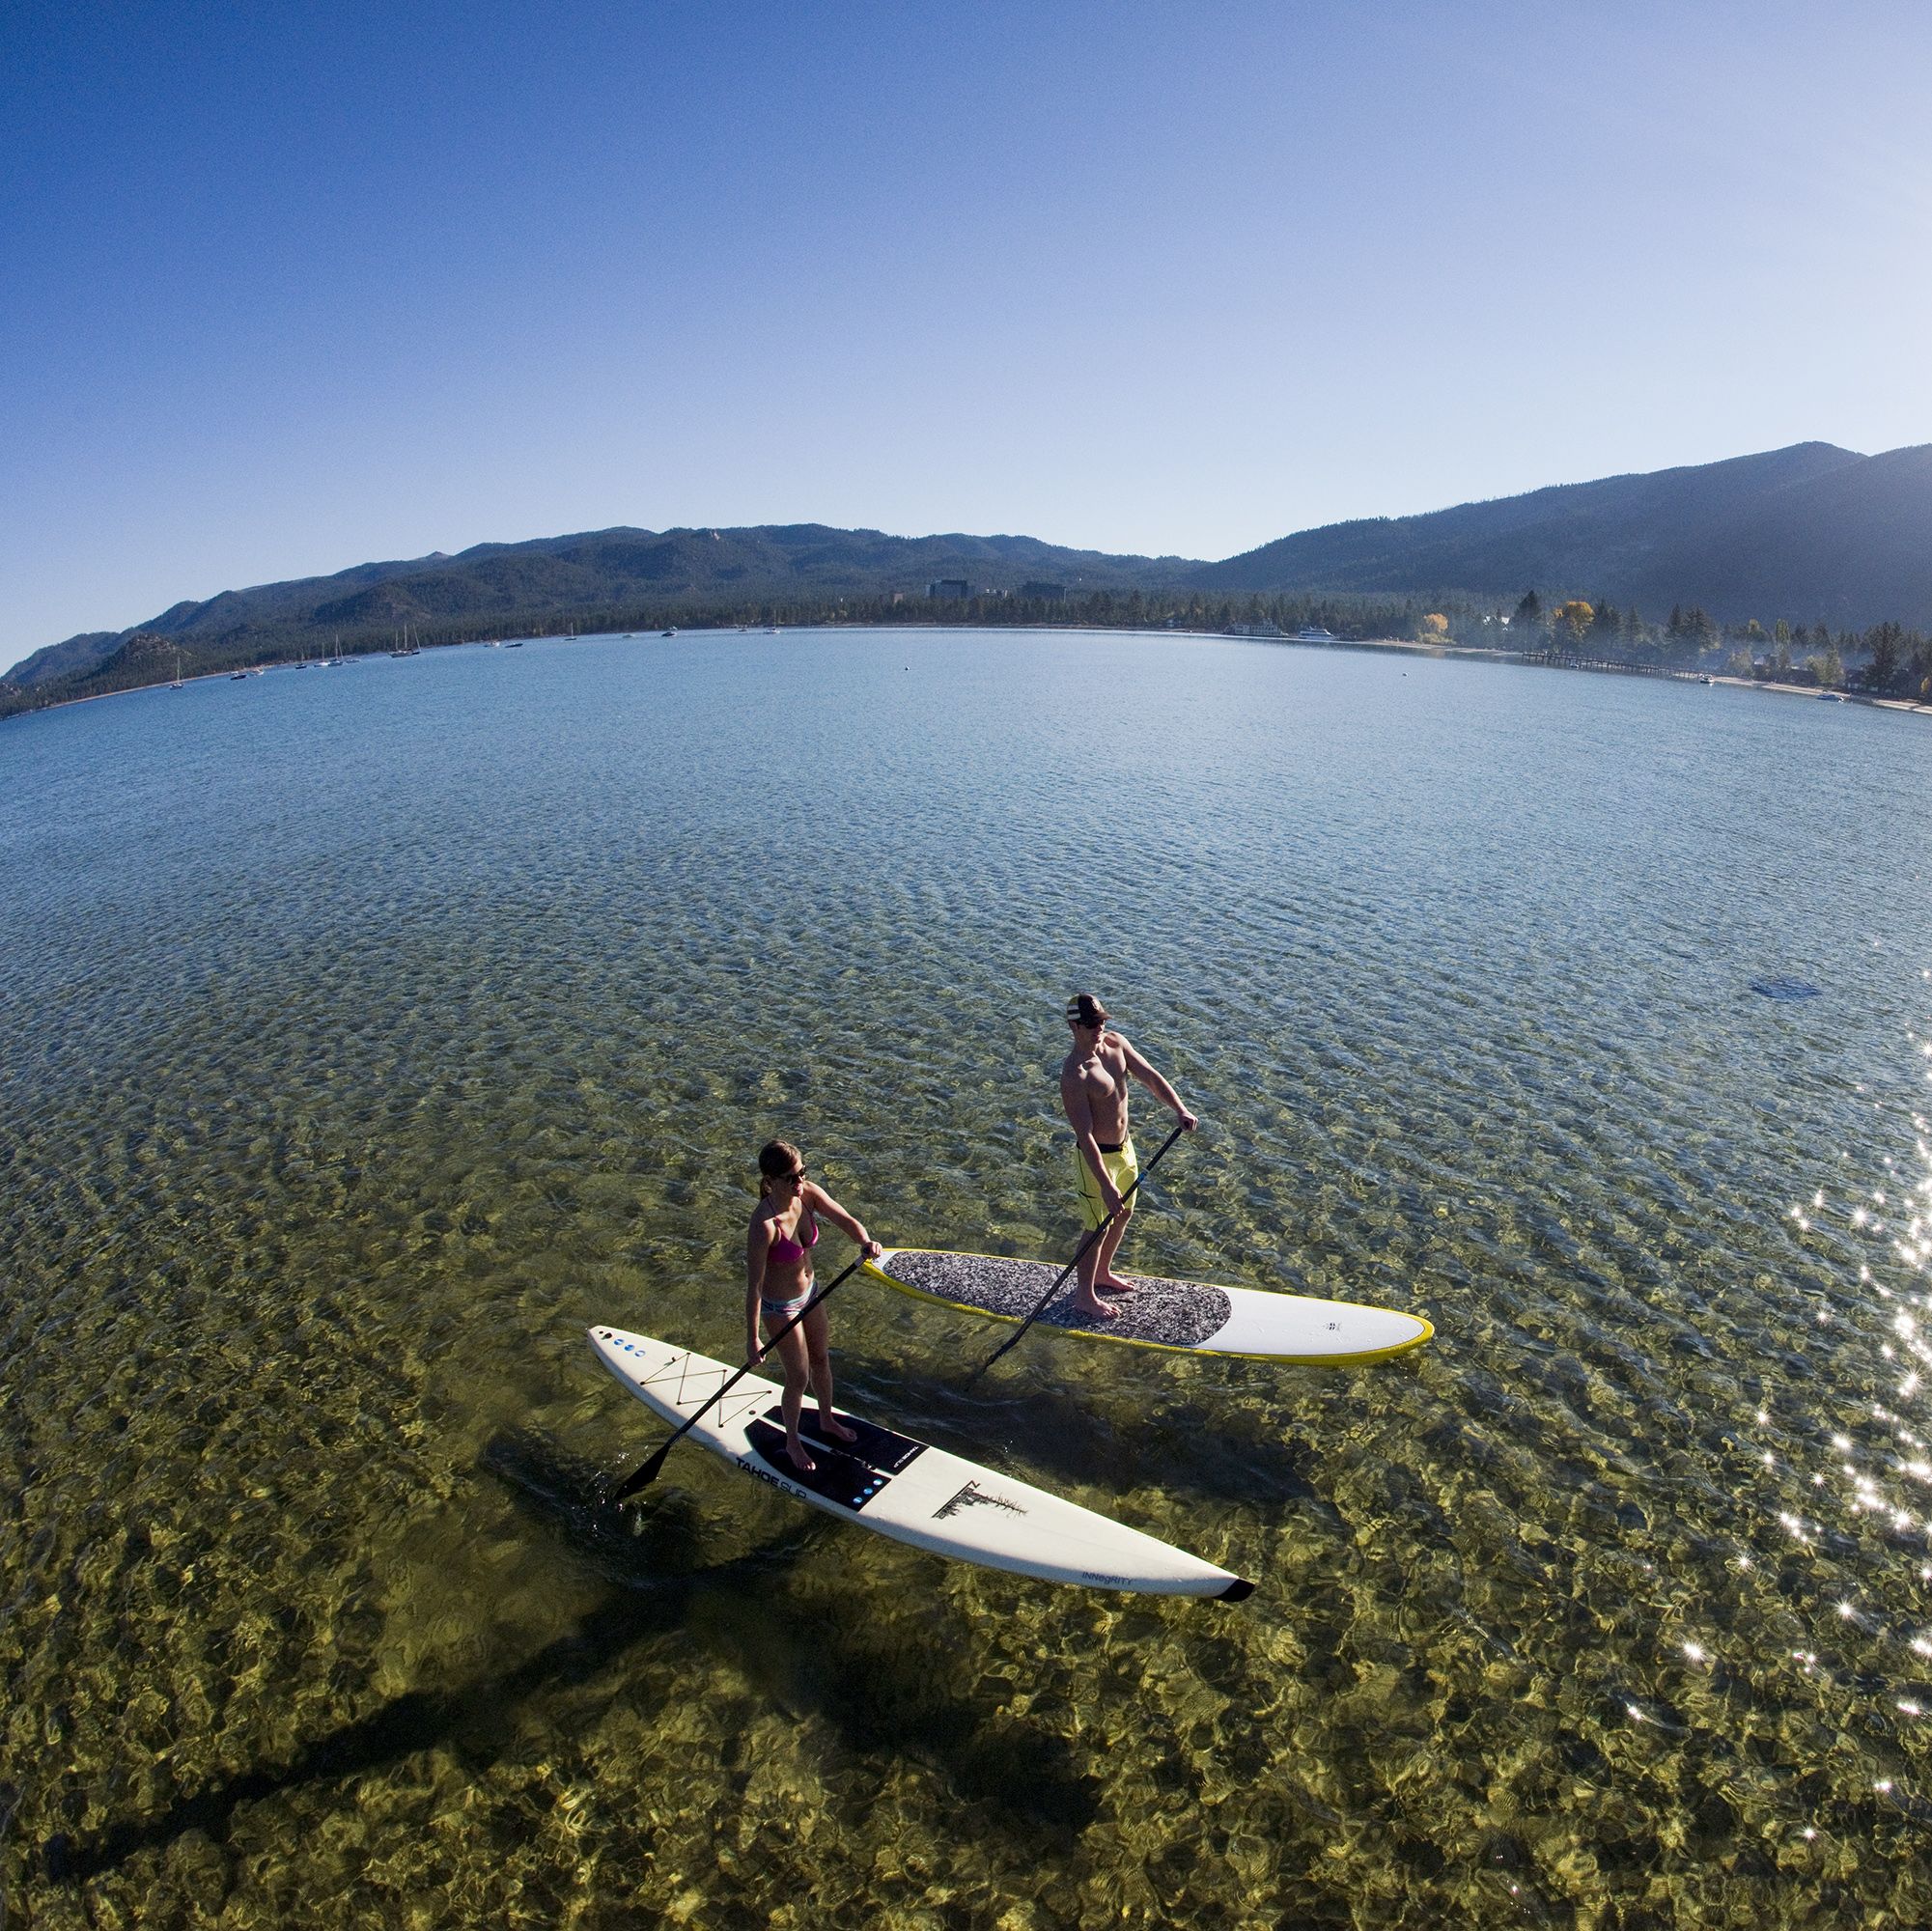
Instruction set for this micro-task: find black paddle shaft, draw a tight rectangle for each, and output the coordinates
[609,1250,870,1503]
[966,1118,1189,1383]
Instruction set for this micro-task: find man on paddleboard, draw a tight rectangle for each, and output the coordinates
[1059,993,1196,1318]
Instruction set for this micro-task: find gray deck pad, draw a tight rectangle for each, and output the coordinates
[883,1250,1232,1349]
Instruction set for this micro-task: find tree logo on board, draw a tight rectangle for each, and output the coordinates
[935,1479,1027,1519]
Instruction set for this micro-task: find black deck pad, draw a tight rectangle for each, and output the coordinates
[779,1406,926,1474]
[884,1251,1232,1349]
[745,1417,894,1512]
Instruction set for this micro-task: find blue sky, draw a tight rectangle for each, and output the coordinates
[4,0,1930,670]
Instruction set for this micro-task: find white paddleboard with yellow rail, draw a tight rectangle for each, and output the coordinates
[862,1248,1433,1365]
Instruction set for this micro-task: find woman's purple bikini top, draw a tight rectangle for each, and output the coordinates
[768,1212,820,1269]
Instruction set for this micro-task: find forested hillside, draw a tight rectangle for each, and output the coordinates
[12,441,1932,717]
[1190,442,1932,630]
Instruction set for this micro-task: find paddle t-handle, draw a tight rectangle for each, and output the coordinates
[609,1249,871,1503]
[966,1117,1190,1384]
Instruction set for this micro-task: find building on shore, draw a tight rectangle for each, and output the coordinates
[927,578,970,600]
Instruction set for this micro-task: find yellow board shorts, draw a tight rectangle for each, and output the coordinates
[1075,1138,1139,1232]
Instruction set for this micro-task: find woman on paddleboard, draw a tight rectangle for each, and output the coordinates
[747,1139,882,1472]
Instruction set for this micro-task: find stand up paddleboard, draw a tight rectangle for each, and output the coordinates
[863,1249,1433,1364]
[589,1327,1252,1599]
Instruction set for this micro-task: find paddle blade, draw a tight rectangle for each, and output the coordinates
[608,1442,670,1504]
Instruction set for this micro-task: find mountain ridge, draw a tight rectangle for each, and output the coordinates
[1189,442,1874,606]
[14,440,1932,695]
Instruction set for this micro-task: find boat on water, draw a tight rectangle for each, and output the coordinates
[661,628,678,637]
[170,652,185,689]
[1290,626,1338,644]
[1819,689,1846,701]
[229,671,248,681]
[764,625,780,634]
[505,640,524,649]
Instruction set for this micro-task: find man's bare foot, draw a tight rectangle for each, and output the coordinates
[785,1440,817,1472]
[1098,1273,1137,1293]
[1072,1294,1119,1321]
[819,1414,859,1444]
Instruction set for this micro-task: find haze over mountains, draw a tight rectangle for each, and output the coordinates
[12,440,1932,694]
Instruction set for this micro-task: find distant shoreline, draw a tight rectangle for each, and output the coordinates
[1238,629,1932,716]
[6,623,1929,726]
[1094,626,1932,716]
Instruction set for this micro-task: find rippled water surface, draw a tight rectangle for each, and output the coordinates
[5,630,1932,1927]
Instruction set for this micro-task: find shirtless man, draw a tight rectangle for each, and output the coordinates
[1059,993,1196,1318]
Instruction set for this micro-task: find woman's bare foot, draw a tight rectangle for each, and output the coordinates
[1073,1293,1119,1320]
[1097,1273,1138,1294]
[785,1439,817,1472]
[819,1413,859,1444]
